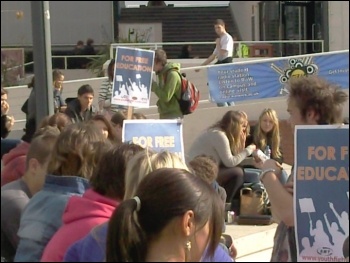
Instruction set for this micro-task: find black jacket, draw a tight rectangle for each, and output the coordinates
[1,115,10,139]
[64,98,96,123]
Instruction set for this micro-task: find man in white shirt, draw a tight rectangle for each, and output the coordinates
[196,19,234,107]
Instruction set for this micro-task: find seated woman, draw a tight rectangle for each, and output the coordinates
[246,108,283,164]
[106,167,224,262]
[188,110,257,212]
[246,108,288,184]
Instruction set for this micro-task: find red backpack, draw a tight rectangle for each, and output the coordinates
[165,70,200,115]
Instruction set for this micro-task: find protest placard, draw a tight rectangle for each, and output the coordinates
[122,119,185,160]
[111,47,155,109]
[207,50,349,104]
[294,125,349,262]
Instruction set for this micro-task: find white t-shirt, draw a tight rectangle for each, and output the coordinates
[213,32,234,61]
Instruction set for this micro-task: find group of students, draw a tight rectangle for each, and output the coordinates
[1,117,237,262]
[188,107,287,214]
[1,74,348,262]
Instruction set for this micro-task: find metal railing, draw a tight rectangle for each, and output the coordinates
[3,76,107,91]
[51,55,102,70]
[3,55,103,76]
[109,40,325,58]
[5,76,108,124]
[126,3,229,8]
[3,40,325,73]
[3,39,327,126]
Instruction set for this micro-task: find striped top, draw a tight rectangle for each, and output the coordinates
[98,79,127,113]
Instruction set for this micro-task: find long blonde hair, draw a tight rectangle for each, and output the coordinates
[210,110,247,155]
[124,150,188,200]
[254,108,282,158]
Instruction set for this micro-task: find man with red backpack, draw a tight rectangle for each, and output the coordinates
[152,49,199,119]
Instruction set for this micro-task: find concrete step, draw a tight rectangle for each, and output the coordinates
[224,223,277,260]
[236,248,273,262]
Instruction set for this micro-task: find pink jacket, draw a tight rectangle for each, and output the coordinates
[41,189,120,262]
[1,142,30,187]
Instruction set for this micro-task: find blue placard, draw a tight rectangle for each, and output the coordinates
[294,125,349,262]
[111,47,155,108]
[207,50,349,103]
[122,119,185,160]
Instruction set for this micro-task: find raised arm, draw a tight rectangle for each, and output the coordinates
[329,202,341,222]
[323,213,331,233]
[211,130,255,167]
[260,159,294,226]
[309,219,315,236]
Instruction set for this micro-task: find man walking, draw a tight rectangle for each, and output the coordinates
[151,49,183,119]
[196,19,234,107]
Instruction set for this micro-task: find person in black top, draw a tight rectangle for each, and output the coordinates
[64,84,96,123]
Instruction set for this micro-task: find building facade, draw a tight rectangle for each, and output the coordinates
[230,1,349,53]
[1,1,348,53]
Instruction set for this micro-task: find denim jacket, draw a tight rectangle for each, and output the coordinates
[14,175,89,262]
[63,222,233,262]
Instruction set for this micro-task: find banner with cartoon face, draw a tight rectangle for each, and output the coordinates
[207,50,349,103]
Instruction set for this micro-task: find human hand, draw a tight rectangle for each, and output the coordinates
[229,243,237,260]
[244,144,256,156]
[284,181,294,195]
[252,149,262,162]
[253,159,264,169]
[59,105,67,113]
[1,100,10,115]
[240,129,247,143]
[329,202,334,209]
[262,159,283,174]
[5,115,15,130]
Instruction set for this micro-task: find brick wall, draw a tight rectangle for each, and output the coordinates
[249,120,294,165]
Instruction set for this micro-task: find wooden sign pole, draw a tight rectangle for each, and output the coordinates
[127,106,134,120]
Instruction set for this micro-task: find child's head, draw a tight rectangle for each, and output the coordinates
[124,150,188,200]
[189,155,219,185]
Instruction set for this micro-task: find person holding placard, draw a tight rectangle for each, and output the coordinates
[258,76,348,262]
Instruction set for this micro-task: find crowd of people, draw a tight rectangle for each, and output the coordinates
[1,18,349,263]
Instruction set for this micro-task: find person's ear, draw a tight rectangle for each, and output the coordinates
[181,210,195,237]
[306,109,319,124]
[27,158,40,174]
